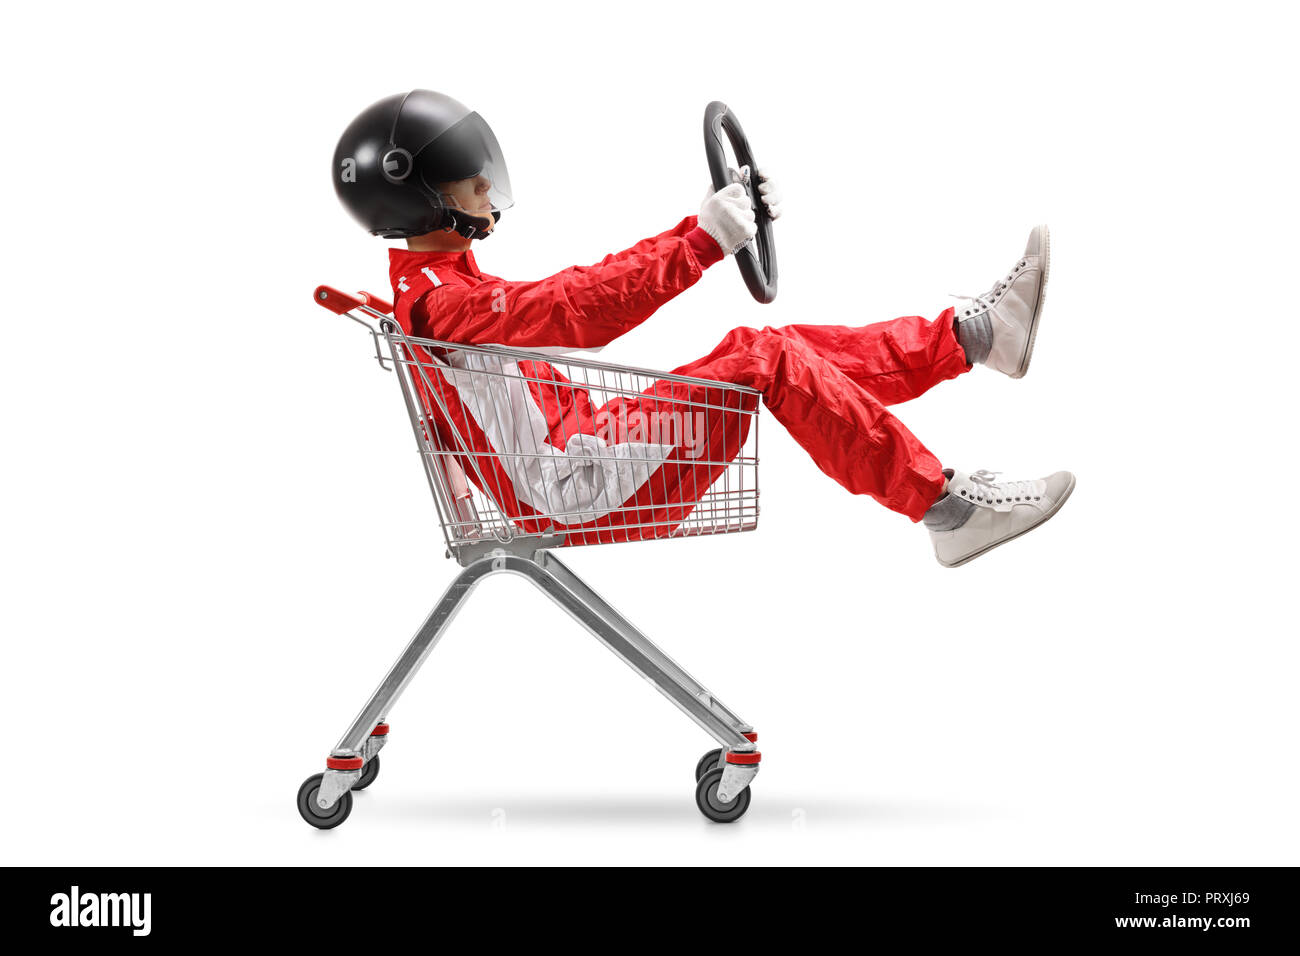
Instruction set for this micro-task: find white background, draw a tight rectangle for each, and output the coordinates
[3,0,1297,866]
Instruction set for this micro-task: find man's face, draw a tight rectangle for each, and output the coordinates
[437,174,495,224]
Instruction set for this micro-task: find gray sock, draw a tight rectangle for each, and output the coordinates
[955,313,993,365]
[923,470,975,531]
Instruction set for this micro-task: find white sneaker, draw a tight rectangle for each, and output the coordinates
[955,224,1051,378]
[924,468,1075,567]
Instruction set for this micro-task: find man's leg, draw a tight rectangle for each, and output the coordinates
[673,326,947,520]
[766,222,1053,402]
[738,308,972,406]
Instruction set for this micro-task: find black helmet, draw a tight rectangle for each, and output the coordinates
[332,90,513,240]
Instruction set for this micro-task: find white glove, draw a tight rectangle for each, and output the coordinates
[755,167,782,220]
[698,181,757,255]
[698,166,783,255]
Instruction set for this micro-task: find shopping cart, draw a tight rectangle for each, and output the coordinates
[297,285,765,828]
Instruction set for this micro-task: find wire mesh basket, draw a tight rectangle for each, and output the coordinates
[313,288,761,558]
[381,320,761,556]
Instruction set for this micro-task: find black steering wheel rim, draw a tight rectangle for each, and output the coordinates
[703,101,778,304]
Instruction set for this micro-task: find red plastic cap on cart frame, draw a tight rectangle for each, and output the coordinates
[314,286,366,314]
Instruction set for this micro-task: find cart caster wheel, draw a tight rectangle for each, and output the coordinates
[694,748,724,782]
[353,755,380,791]
[695,767,751,823]
[297,773,353,830]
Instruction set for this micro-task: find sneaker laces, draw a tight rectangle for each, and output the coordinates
[949,290,997,314]
[949,265,1018,315]
[968,469,1038,503]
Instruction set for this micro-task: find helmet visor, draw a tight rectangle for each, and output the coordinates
[417,111,513,212]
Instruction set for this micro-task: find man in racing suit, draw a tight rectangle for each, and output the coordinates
[336,90,1074,566]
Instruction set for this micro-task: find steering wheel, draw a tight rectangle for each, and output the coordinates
[703,101,778,304]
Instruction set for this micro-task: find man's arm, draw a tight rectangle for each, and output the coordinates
[414,216,724,350]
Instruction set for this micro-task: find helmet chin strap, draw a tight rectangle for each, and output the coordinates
[444,209,500,241]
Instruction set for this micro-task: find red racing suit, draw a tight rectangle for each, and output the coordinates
[388,216,969,540]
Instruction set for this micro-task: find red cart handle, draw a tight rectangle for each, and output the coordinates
[313,285,366,315]
[313,286,395,316]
